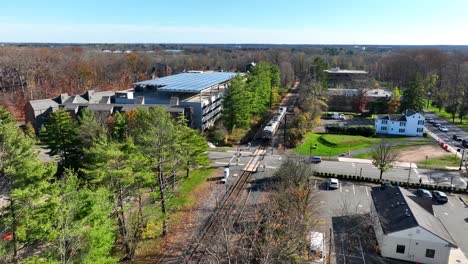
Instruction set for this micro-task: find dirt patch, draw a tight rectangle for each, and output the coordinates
[129,168,223,264]
[396,145,450,162]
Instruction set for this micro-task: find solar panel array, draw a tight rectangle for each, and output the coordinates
[133,72,237,93]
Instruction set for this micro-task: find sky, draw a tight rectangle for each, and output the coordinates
[0,0,467,45]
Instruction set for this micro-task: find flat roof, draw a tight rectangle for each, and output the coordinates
[133,72,236,93]
[325,68,367,74]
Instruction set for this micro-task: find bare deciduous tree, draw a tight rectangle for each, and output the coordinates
[372,140,398,180]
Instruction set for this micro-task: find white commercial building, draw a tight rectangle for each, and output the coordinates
[375,111,425,136]
[370,186,457,264]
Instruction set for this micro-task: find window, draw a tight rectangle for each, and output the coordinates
[417,128,424,133]
[418,120,424,125]
[381,126,387,131]
[426,249,435,258]
[399,129,405,133]
[382,120,388,124]
[396,245,405,254]
[400,121,406,126]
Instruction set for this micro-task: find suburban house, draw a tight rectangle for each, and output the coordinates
[25,71,237,132]
[375,111,425,136]
[370,186,457,264]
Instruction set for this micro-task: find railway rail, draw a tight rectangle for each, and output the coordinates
[183,144,267,263]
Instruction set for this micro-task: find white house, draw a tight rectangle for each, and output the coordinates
[370,186,457,264]
[375,111,425,136]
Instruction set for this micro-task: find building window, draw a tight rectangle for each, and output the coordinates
[400,121,406,126]
[417,128,424,133]
[382,120,388,124]
[381,126,387,131]
[426,249,435,258]
[396,245,405,254]
[418,120,424,125]
[399,129,405,133]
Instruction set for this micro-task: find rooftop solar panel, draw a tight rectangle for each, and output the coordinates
[133,72,236,93]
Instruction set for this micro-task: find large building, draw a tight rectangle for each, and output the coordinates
[370,186,457,264]
[375,111,425,137]
[325,67,369,88]
[25,71,237,132]
[327,88,392,112]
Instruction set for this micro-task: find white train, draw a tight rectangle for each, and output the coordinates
[262,107,287,140]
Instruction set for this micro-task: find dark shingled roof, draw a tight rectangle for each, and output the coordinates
[377,115,407,121]
[371,186,457,247]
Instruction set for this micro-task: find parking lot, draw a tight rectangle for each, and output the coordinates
[313,179,468,263]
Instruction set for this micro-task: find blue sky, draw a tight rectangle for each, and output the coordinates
[0,0,467,44]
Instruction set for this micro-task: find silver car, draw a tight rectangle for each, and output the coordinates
[327,178,339,189]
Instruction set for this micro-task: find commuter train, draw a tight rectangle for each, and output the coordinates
[262,107,287,140]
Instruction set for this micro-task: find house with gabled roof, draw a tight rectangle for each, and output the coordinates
[370,186,457,264]
[375,110,425,136]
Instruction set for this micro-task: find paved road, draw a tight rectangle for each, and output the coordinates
[424,111,468,151]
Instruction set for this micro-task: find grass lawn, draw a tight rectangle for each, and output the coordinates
[417,155,461,167]
[296,133,396,157]
[351,139,434,159]
[425,100,468,130]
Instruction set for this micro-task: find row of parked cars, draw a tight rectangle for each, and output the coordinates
[326,178,449,204]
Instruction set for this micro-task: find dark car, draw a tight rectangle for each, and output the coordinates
[452,135,462,141]
[416,189,432,199]
[426,118,434,123]
[432,191,448,204]
[433,122,441,127]
[311,156,322,163]
[463,139,468,148]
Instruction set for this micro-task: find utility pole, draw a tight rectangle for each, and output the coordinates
[406,163,412,187]
[459,148,465,170]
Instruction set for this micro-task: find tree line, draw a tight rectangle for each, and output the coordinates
[0,106,209,263]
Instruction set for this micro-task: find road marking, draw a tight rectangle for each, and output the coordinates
[444,212,448,216]
[353,184,356,195]
[448,199,454,207]
[365,186,369,196]
[340,182,342,192]
[345,189,349,192]
[314,180,317,189]
[358,204,363,208]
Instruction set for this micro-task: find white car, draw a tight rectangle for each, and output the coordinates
[327,178,339,189]
[439,126,448,132]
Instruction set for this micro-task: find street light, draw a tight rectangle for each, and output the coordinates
[458,148,465,170]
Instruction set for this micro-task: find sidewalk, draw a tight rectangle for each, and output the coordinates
[449,247,468,264]
[338,157,417,168]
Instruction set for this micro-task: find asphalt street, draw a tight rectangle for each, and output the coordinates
[424,111,468,151]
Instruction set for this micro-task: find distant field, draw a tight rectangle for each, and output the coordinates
[296,133,402,157]
[425,100,468,130]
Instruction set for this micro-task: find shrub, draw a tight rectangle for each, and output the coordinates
[325,125,376,137]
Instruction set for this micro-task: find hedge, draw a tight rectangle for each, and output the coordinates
[325,125,376,137]
[313,171,468,194]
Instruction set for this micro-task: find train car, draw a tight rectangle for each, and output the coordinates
[262,107,287,140]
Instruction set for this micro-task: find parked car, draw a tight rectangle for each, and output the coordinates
[327,178,339,189]
[433,122,441,127]
[453,135,462,141]
[416,189,432,198]
[439,126,449,132]
[311,156,322,163]
[432,191,448,204]
[426,118,434,123]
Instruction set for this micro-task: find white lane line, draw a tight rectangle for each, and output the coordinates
[448,199,455,207]
[353,184,356,195]
[340,182,342,192]
[314,180,317,189]
[365,186,369,196]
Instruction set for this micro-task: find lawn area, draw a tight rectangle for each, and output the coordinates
[417,155,461,167]
[296,133,403,157]
[425,100,468,130]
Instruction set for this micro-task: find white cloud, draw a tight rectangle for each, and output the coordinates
[0,23,466,45]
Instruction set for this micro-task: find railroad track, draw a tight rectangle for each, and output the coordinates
[183,144,267,263]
